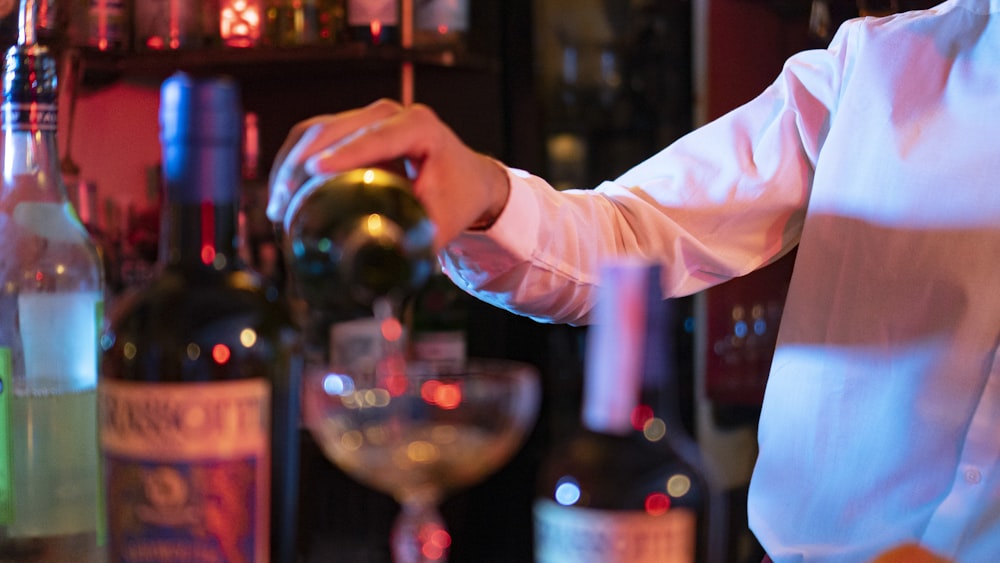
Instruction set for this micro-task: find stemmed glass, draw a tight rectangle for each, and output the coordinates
[302,355,541,562]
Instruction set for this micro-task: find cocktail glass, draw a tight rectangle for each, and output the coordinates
[302,357,541,562]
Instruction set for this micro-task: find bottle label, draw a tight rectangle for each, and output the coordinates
[18,291,102,393]
[1,102,57,131]
[534,499,696,563]
[0,348,12,525]
[99,379,271,562]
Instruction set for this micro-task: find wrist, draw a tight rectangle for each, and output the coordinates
[468,159,510,231]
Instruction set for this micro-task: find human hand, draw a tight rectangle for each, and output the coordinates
[267,99,510,250]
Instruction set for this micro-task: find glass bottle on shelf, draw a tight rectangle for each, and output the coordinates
[0,2,105,559]
[413,0,467,56]
[265,0,344,46]
[133,0,196,50]
[87,0,129,51]
[346,0,398,46]
[99,72,302,563]
[534,260,726,562]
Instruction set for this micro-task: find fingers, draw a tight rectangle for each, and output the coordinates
[266,99,404,223]
[304,104,443,176]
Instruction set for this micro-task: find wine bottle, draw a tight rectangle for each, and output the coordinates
[280,163,433,560]
[534,260,725,563]
[0,4,106,560]
[281,163,434,328]
[346,0,398,46]
[99,72,303,563]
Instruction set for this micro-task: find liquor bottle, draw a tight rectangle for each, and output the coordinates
[413,0,468,55]
[346,0,398,46]
[280,162,434,560]
[87,0,129,51]
[99,73,303,563]
[281,163,434,331]
[0,6,106,560]
[534,260,725,563]
[133,0,203,50]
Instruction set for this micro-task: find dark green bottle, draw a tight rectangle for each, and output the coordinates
[99,72,303,563]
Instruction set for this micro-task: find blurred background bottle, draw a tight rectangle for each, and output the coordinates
[346,0,398,46]
[413,0,468,57]
[133,0,204,50]
[86,0,129,51]
[534,260,725,562]
[99,72,302,563]
[0,2,105,559]
[266,0,345,46]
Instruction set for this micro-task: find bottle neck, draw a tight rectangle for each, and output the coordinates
[581,262,683,437]
[159,142,241,271]
[1,96,65,205]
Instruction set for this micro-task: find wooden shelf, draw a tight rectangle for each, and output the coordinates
[78,43,497,91]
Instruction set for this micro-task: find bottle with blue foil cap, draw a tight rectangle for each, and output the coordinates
[99,72,303,563]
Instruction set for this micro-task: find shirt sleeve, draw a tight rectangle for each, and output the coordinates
[441,23,854,326]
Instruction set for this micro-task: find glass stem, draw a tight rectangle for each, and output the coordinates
[391,501,451,563]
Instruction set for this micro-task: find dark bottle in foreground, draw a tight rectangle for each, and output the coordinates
[534,260,725,563]
[282,163,434,371]
[0,5,105,560]
[280,161,435,560]
[99,72,302,563]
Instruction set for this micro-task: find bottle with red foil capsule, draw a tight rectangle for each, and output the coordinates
[99,72,302,563]
[534,260,726,563]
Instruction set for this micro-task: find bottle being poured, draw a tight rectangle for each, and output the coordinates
[280,160,436,384]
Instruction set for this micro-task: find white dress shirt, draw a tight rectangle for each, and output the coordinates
[441,0,1000,560]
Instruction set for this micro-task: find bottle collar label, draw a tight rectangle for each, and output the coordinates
[2,102,57,131]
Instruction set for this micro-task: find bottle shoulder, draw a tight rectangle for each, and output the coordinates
[0,202,104,288]
[102,267,301,383]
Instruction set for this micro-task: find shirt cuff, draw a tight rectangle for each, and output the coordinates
[441,166,541,288]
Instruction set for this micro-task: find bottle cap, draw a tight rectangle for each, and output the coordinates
[159,72,242,146]
[2,44,57,130]
[159,72,243,203]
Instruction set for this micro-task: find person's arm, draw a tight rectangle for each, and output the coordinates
[441,34,849,325]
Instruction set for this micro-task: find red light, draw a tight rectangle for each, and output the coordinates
[631,404,654,431]
[421,380,440,403]
[370,20,383,43]
[381,317,403,342]
[212,344,231,364]
[420,380,462,410]
[201,245,216,265]
[418,522,451,560]
[434,383,462,410]
[382,355,408,396]
[645,492,671,516]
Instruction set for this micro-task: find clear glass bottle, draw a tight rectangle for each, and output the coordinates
[534,260,726,563]
[0,4,105,560]
[99,72,302,563]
